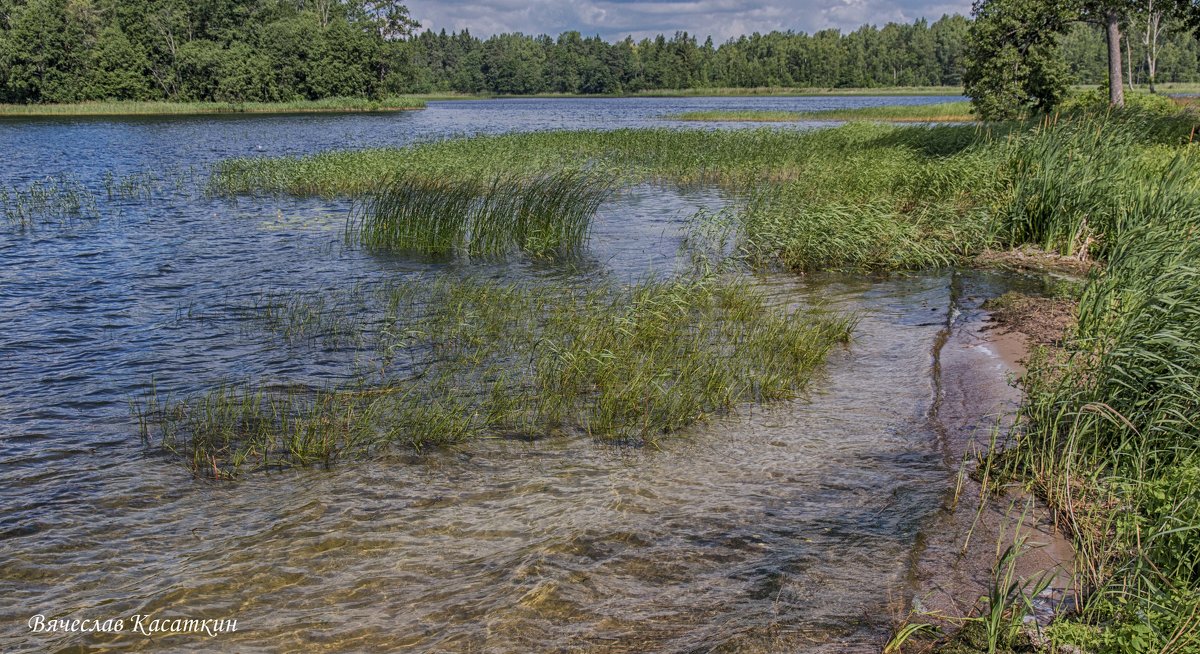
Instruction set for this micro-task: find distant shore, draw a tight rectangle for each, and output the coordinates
[12,84,1200,118]
[0,88,966,117]
[0,97,428,117]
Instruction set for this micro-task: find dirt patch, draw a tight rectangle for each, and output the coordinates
[973,247,1097,278]
[983,292,1077,347]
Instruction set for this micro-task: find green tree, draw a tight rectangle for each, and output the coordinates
[481,33,544,94]
[964,0,1076,118]
[1,0,99,102]
[87,25,153,99]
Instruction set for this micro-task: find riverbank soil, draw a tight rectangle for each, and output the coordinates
[972,247,1096,278]
[982,293,1077,347]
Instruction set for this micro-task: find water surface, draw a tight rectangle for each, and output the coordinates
[0,95,1040,653]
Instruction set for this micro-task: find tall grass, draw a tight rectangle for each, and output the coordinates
[994,114,1200,259]
[631,86,964,97]
[195,106,1200,646]
[986,113,1200,652]
[351,171,613,257]
[138,275,854,477]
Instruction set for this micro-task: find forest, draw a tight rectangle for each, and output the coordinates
[3,0,1200,104]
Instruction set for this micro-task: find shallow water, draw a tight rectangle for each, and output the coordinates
[0,95,1052,653]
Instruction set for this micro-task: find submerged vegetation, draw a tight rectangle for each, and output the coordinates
[138,276,853,476]
[1,175,99,227]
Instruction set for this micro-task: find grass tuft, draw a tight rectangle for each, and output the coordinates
[351,171,614,258]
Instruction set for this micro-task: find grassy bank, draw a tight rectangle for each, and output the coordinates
[667,101,976,123]
[987,119,1200,654]
[0,96,426,117]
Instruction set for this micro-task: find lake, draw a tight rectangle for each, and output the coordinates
[0,94,1042,652]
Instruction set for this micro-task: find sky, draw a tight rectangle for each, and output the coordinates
[404,0,974,43]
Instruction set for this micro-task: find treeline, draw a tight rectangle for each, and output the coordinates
[2,0,1200,104]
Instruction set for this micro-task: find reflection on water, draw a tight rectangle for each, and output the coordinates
[0,96,1044,654]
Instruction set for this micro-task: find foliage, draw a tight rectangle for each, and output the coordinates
[964,0,1075,119]
[965,0,1200,117]
[5,3,1200,103]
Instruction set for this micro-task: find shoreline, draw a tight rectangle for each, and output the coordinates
[898,289,1077,652]
[0,99,428,118]
[0,89,965,118]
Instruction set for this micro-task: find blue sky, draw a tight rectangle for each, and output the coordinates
[405,0,973,42]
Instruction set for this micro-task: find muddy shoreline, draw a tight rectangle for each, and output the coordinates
[900,284,1077,651]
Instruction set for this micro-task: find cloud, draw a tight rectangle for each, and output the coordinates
[405,0,973,42]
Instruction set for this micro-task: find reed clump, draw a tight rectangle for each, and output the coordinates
[351,171,614,257]
[138,275,854,477]
[1,174,99,227]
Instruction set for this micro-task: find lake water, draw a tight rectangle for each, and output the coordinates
[0,95,1047,653]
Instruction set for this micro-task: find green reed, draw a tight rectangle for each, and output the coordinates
[137,275,855,477]
[182,106,1200,646]
[983,112,1200,652]
[350,171,613,257]
[1,174,99,227]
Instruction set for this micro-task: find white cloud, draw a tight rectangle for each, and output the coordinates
[405,0,973,42]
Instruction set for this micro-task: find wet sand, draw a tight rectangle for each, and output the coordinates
[904,311,1076,641]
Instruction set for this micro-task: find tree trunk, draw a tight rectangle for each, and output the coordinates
[1106,11,1125,108]
[1126,34,1135,90]
[1145,7,1162,94]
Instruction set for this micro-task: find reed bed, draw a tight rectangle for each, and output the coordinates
[0,96,426,117]
[666,102,976,123]
[209,123,1003,269]
[138,275,854,477]
[208,124,945,197]
[978,115,1200,651]
[351,171,614,257]
[631,86,964,97]
[667,110,809,122]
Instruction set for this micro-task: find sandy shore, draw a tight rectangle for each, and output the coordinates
[897,310,1076,648]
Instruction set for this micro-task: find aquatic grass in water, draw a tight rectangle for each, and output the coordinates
[351,171,614,257]
[1,174,99,228]
[207,124,968,197]
[137,275,855,477]
[197,107,1200,646]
